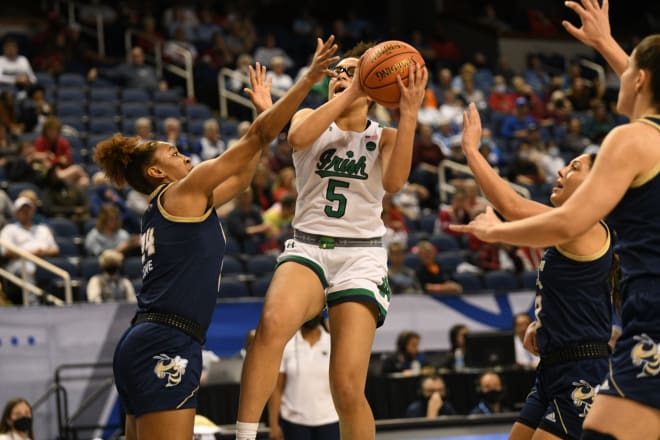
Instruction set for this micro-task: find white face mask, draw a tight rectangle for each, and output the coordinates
[548,146,560,157]
[494,84,507,93]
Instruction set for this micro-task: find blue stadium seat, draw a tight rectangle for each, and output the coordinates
[220,120,239,138]
[121,88,150,103]
[153,103,182,119]
[89,87,118,102]
[452,272,483,292]
[188,119,205,137]
[121,103,151,119]
[250,274,273,297]
[7,181,40,200]
[429,233,460,252]
[403,253,420,271]
[55,237,80,257]
[87,134,110,150]
[435,251,465,274]
[484,270,518,292]
[80,256,101,279]
[246,255,277,275]
[56,102,86,118]
[123,256,143,279]
[88,118,118,135]
[419,214,437,234]
[222,255,243,275]
[153,89,182,103]
[520,270,538,290]
[49,217,80,238]
[35,72,55,88]
[36,257,79,291]
[57,88,86,103]
[219,276,250,298]
[58,73,86,87]
[60,116,86,132]
[185,104,212,120]
[225,238,241,257]
[88,102,118,118]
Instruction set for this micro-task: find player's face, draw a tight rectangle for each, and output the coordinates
[550,154,592,207]
[152,142,192,181]
[328,57,358,101]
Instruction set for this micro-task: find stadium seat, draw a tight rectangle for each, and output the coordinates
[246,255,277,275]
[49,217,80,238]
[87,134,110,150]
[484,270,518,292]
[225,238,241,257]
[520,270,538,290]
[185,104,212,120]
[429,233,460,252]
[121,103,151,119]
[250,274,273,297]
[452,272,483,292]
[89,87,118,102]
[153,103,182,119]
[222,255,243,275]
[60,116,86,133]
[219,276,250,298]
[122,256,143,279]
[57,88,86,103]
[79,256,101,279]
[121,88,150,103]
[35,72,55,88]
[188,119,205,137]
[7,181,40,200]
[403,253,420,271]
[58,73,86,87]
[419,213,437,234]
[88,118,118,135]
[56,102,86,118]
[88,102,118,118]
[55,237,80,257]
[153,89,182,103]
[220,120,239,138]
[435,250,465,274]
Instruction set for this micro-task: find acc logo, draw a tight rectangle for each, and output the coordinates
[631,333,660,378]
[571,379,596,417]
[365,141,377,151]
[153,353,188,387]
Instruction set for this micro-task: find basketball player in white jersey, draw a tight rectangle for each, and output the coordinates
[235,43,428,440]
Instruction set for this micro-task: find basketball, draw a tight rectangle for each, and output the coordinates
[359,40,425,108]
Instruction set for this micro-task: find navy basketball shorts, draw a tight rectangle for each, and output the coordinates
[113,322,202,417]
[517,357,609,439]
[598,281,660,409]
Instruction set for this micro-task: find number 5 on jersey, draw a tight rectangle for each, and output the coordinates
[325,179,349,218]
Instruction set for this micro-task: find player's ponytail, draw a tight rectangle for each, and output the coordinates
[93,134,159,194]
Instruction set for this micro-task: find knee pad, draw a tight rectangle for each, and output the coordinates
[581,429,618,440]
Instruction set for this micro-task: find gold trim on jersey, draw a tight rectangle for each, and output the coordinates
[155,183,213,223]
[631,117,660,188]
[555,221,610,262]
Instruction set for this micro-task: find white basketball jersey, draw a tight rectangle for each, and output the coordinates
[292,120,386,238]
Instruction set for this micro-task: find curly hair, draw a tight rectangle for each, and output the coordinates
[93,134,159,194]
[343,41,376,59]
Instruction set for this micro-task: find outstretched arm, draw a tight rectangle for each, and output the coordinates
[461,103,550,220]
[562,0,628,77]
[174,37,339,211]
[380,63,428,193]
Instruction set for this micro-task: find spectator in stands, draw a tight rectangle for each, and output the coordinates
[163,26,198,67]
[515,246,543,272]
[539,142,565,185]
[566,76,598,112]
[382,330,431,375]
[475,241,522,273]
[254,32,293,71]
[262,192,296,247]
[133,117,154,140]
[513,312,539,369]
[0,189,13,231]
[488,75,516,114]
[523,54,551,97]
[446,323,469,370]
[0,397,34,440]
[271,167,296,202]
[476,3,512,35]
[0,196,59,304]
[0,39,36,86]
[163,117,195,162]
[269,133,293,173]
[387,242,421,294]
[15,189,45,225]
[410,123,445,211]
[436,188,471,237]
[225,187,271,253]
[416,241,463,294]
[560,117,591,154]
[417,90,443,128]
[84,203,139,257]
[250,163,275,212]
[461,76,487,111]
[40,168,90,223]
[88,46,167,92]
[438,89,464,128]
[162,3,198,39]
[34,116,89,187]
[430,68,453,105]
[267,56,293,93]
[470,371,509,415]
[268,313,339,440]
[461,179,488,218]
[405,375,457,418]
[201,31,234,70]
[501,97,537,140]
[134,15,164,55]
[195,119,226,161]
[507,142,545,187]
[391,182,427,223]
[583,100,616,141]
[17,84,51,134]
[86,249,137,303]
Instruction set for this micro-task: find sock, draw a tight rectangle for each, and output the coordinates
[235,421,259,440]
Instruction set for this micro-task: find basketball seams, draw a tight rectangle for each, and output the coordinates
[360,50,419,86]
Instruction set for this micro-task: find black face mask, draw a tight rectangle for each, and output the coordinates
[482,390,503,404]
[13,416,32,432]
[104,265,120,275]
[302,315,323,330]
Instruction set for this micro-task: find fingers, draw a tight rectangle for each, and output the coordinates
[564,1,587,20]
[448,224,472,234]
[562,20,582,39]
[602,0,608,14]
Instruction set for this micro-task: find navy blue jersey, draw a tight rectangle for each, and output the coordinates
[137,184,225,331]
[535,222,613,354]
[606,116,660,286]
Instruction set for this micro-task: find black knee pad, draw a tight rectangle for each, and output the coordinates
[581,429,617,440]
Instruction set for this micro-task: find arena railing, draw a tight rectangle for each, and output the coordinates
[0,239,72,305]
[439,159,531,204]
[124,28,163,79]
[55,0,106,57]
[217,67,285,120]
[162,46,195,100]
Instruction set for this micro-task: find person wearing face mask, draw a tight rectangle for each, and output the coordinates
[0,398,34,440]
[267,313,339,440]
[405,375,456,418]
[470,371,509,415]
[86,249,137,303]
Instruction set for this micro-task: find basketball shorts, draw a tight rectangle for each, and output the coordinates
[598,280,660,409]
[113,322,202,417]
[517,357,609,439]
[278,239,390,327]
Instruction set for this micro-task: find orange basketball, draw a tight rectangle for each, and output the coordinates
[359,40,425,108]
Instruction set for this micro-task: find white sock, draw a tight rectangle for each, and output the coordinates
[235,421,259,440]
